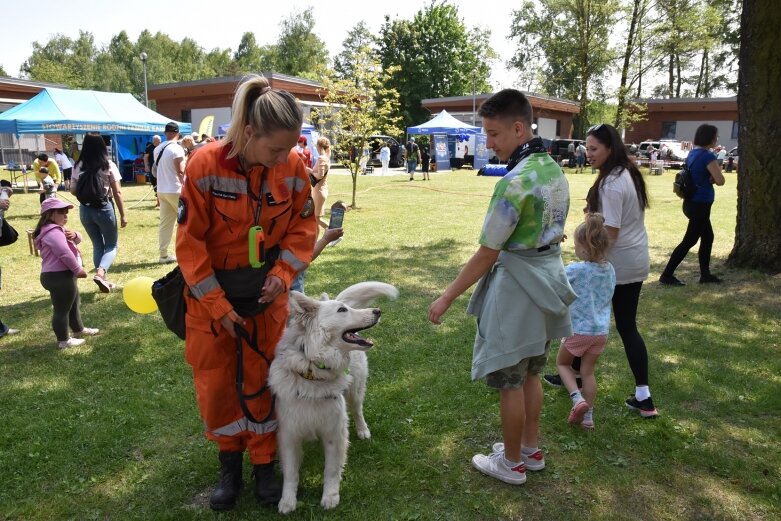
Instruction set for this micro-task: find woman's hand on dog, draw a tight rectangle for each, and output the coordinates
[220,310,245,338]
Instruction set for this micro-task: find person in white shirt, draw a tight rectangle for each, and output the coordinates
[153,122,185,263]
[54,148,73,190]
[715,146,727,167]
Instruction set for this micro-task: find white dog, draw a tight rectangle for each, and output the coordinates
[269,282,398,514]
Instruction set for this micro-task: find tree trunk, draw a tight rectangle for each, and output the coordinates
[695,51,706,97]
[616,0,643,129]
[728,0,781,272]
[668,53,674,97]
[675,53,682,97]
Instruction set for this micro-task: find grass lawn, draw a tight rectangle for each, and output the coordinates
[0,167,779,520]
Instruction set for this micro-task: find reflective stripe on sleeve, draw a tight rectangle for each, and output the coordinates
[209,417,278,437]
[189,275,221,299]
[280,249,307,272]
[195,175,247,194]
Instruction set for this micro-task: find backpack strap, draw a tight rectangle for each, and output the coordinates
[155,142,173,169]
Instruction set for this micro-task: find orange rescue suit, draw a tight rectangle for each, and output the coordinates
[176,141,316,464]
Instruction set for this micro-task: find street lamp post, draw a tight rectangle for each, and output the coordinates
[472,74,476,126]
[140,52,149,107]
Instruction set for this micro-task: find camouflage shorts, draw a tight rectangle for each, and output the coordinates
[485,342,551,390]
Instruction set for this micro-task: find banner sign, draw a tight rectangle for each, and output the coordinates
[473,133,489,170]
[433,133,450,171]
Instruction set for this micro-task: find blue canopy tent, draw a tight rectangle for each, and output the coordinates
[406,110,482,171]
[0,87,190,181]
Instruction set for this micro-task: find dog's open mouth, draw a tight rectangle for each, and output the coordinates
[342,326,374,348]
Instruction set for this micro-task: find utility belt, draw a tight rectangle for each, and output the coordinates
[214,245,280,318]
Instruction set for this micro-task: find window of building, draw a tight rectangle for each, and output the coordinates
[181,109,192,123]
[661,121,676,139]
[731,121,739,140]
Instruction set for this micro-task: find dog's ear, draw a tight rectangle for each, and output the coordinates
[335,282,399,308]
[288,291,320,316]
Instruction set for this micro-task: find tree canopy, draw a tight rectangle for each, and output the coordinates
[378,1,494,129]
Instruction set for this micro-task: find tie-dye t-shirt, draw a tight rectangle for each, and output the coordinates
[479,153,570,251]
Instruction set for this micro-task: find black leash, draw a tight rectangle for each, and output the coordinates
[234,319,275,425]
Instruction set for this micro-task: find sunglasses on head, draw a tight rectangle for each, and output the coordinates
[587,123,605,134]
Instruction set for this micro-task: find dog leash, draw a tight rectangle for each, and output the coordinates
[234,320,275,425]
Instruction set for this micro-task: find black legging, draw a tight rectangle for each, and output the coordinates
[571,281,649,386]
[662,200,714,277]
[40,270,83,341]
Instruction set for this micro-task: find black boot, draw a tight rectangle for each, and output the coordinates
[253,462,282,506]
[209,451,244,511]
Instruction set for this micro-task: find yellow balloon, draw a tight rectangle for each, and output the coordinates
[123,276,158,314]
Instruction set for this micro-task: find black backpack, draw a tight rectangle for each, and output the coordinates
[673,150,702,200]
[76,168,109,208]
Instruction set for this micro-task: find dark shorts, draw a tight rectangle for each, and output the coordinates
[485,342,551,389]
[62,167,73,181]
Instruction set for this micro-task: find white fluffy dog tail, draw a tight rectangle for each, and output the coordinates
[335,282,399,308]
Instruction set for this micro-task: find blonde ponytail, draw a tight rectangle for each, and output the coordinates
[223,75,304,159]
[574,212,611,262]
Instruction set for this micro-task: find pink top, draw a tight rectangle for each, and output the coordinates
[34,224,83,274]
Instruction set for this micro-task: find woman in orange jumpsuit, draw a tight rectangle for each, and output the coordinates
[176,75,317,511]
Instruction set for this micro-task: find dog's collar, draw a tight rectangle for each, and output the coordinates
[298,343,349,376]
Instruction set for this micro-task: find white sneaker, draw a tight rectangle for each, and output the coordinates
[471,451,526,485]
[57,337,85,349]
[158,255,177,264]
[1,328,20,336]
[73,327,100,338]
[327,237,343,248]
[492,443,546,471]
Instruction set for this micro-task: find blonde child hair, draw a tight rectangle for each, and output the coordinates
[573,212,610,262]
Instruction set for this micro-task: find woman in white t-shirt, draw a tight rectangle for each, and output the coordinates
[69,133,128,293]
[584,123,658,418]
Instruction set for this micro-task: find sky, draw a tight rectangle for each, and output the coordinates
[2,0,522,90]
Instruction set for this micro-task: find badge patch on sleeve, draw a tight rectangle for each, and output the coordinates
[300,196,314,218]
[177,198,187,224]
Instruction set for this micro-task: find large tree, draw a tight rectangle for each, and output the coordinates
[728,0,781,272]
[320,47,400,209]
[233,32,276,74]
[378,1,493,129]
[333,21,377,81]
[509,0,619,137]
[274,7,329,79]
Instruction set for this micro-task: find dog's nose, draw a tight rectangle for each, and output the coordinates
[372,309,381,317]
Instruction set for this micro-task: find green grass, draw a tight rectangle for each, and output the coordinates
[0,168,779,520]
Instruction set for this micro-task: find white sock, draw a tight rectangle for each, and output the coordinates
[522,447,539,456]
[570,390,584,405]
[504,456,521,467]
[635,385,651,401]
[584,407,593,423]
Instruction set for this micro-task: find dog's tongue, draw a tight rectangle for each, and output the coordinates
[343,331,374,347]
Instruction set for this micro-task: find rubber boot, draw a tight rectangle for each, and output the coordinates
[253,462,282,506]
[209,451,244,511]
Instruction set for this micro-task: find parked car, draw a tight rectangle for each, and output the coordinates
[637,139,689,162]
[367,135,405,168]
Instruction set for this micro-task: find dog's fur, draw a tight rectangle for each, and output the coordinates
[269,282,398,514]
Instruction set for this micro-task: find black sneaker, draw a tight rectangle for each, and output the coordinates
[659,274,685,286]
[543,374,582,388]
[699,274,722,284]
[625,396,659,418]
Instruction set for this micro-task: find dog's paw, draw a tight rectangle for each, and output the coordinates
[321,491,340,510]
[278,496,298,514]
[356,427,371,440]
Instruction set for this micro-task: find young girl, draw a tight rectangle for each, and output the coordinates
[556,213,615,429]
[33,198,99,349]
